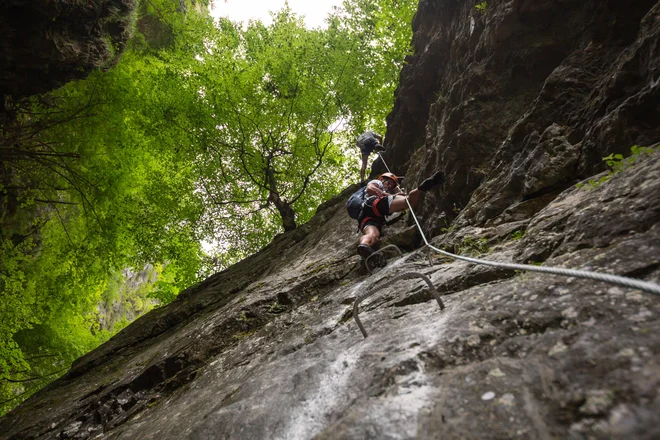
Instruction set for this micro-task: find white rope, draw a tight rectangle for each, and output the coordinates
[375,152,660,295]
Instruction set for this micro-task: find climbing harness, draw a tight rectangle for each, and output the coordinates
[374,152,660,296]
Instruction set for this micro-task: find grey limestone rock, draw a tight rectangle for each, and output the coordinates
[1,1,659,439]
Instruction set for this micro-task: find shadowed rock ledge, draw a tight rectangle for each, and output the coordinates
[0,0,137,101]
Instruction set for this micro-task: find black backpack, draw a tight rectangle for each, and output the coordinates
[346,187,367,219]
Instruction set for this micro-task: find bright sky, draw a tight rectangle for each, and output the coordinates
[210,0,345,28]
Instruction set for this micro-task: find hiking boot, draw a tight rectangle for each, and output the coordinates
[357,244,386,268]
[418,170,445,191]
[357,244,374,260]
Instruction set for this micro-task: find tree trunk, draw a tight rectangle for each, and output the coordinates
[266,168,297,231]
[269,191,297,231]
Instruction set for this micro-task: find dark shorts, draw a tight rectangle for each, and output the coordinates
[359,137,382,156]
[361,218,382,232]
[358,195,393,232]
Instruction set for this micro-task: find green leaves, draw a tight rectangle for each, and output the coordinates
[177,14,346,233]
[475,2,489,13]
[577,144,660,190]
[602,153,625,171]
[168,0,416,240]
[0,0,418,415]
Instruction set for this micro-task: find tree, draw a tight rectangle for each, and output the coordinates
[0,0,418,415]
[325,0,418,134]
[0,1,211,414]
[166,0,417,238]
[170,11,351,236]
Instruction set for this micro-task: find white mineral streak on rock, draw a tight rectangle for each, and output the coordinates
[549,341,568,356]
[616,348,635,358]
[481,391,496,401]
[348,308,456,439]
[467,334,481,346]
[365,374,434,439]
[278,302,454,440]
[488,367,506,377]
[498,393,515,406]
[276,341,366,440]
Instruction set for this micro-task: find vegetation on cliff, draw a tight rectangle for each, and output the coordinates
[0,0,416,416]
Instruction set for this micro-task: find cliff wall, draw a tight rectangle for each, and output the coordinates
[381,0,660,233]
[1,1,659,439]
[0,0,136,101]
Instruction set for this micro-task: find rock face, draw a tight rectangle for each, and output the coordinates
[0,0,137,100]
[2,150,659,440]
[1,1,660,439]
[381,0,660,233]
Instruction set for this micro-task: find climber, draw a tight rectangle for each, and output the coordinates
[357,170,445,262]
[356,131,385,184]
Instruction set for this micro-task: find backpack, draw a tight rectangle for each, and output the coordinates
[356,132,375,148]
[346,186,367,219]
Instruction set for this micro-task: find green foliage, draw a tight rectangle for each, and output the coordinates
[440,225,457,234]
[510,229,525,240]
[458,237,490,256]
[156,0,417,250]
[475,2,488,13]
[576,144,660,190]
[268,302,286,314]
[602,153,625,171]
[99,266,162,331]
[0,2,207,414]
[0,0,417,415]
[325,0,416,138]
[576,174,611,190]
[180,11,351,234]
[603,145,659,172]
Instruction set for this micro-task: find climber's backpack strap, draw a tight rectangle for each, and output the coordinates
[346,186,367,219]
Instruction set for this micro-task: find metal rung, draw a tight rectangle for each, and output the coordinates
[364,244,403,274]
[353,271,445,338]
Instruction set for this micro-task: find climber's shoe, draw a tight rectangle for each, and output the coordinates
[418,170,445,191]
[374,144,386,153]
[357,244,386,268]
[357,244,375,260]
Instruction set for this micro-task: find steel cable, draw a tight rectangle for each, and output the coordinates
[375,152,660,295]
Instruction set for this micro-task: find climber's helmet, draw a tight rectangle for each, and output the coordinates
[378,172,399,191]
